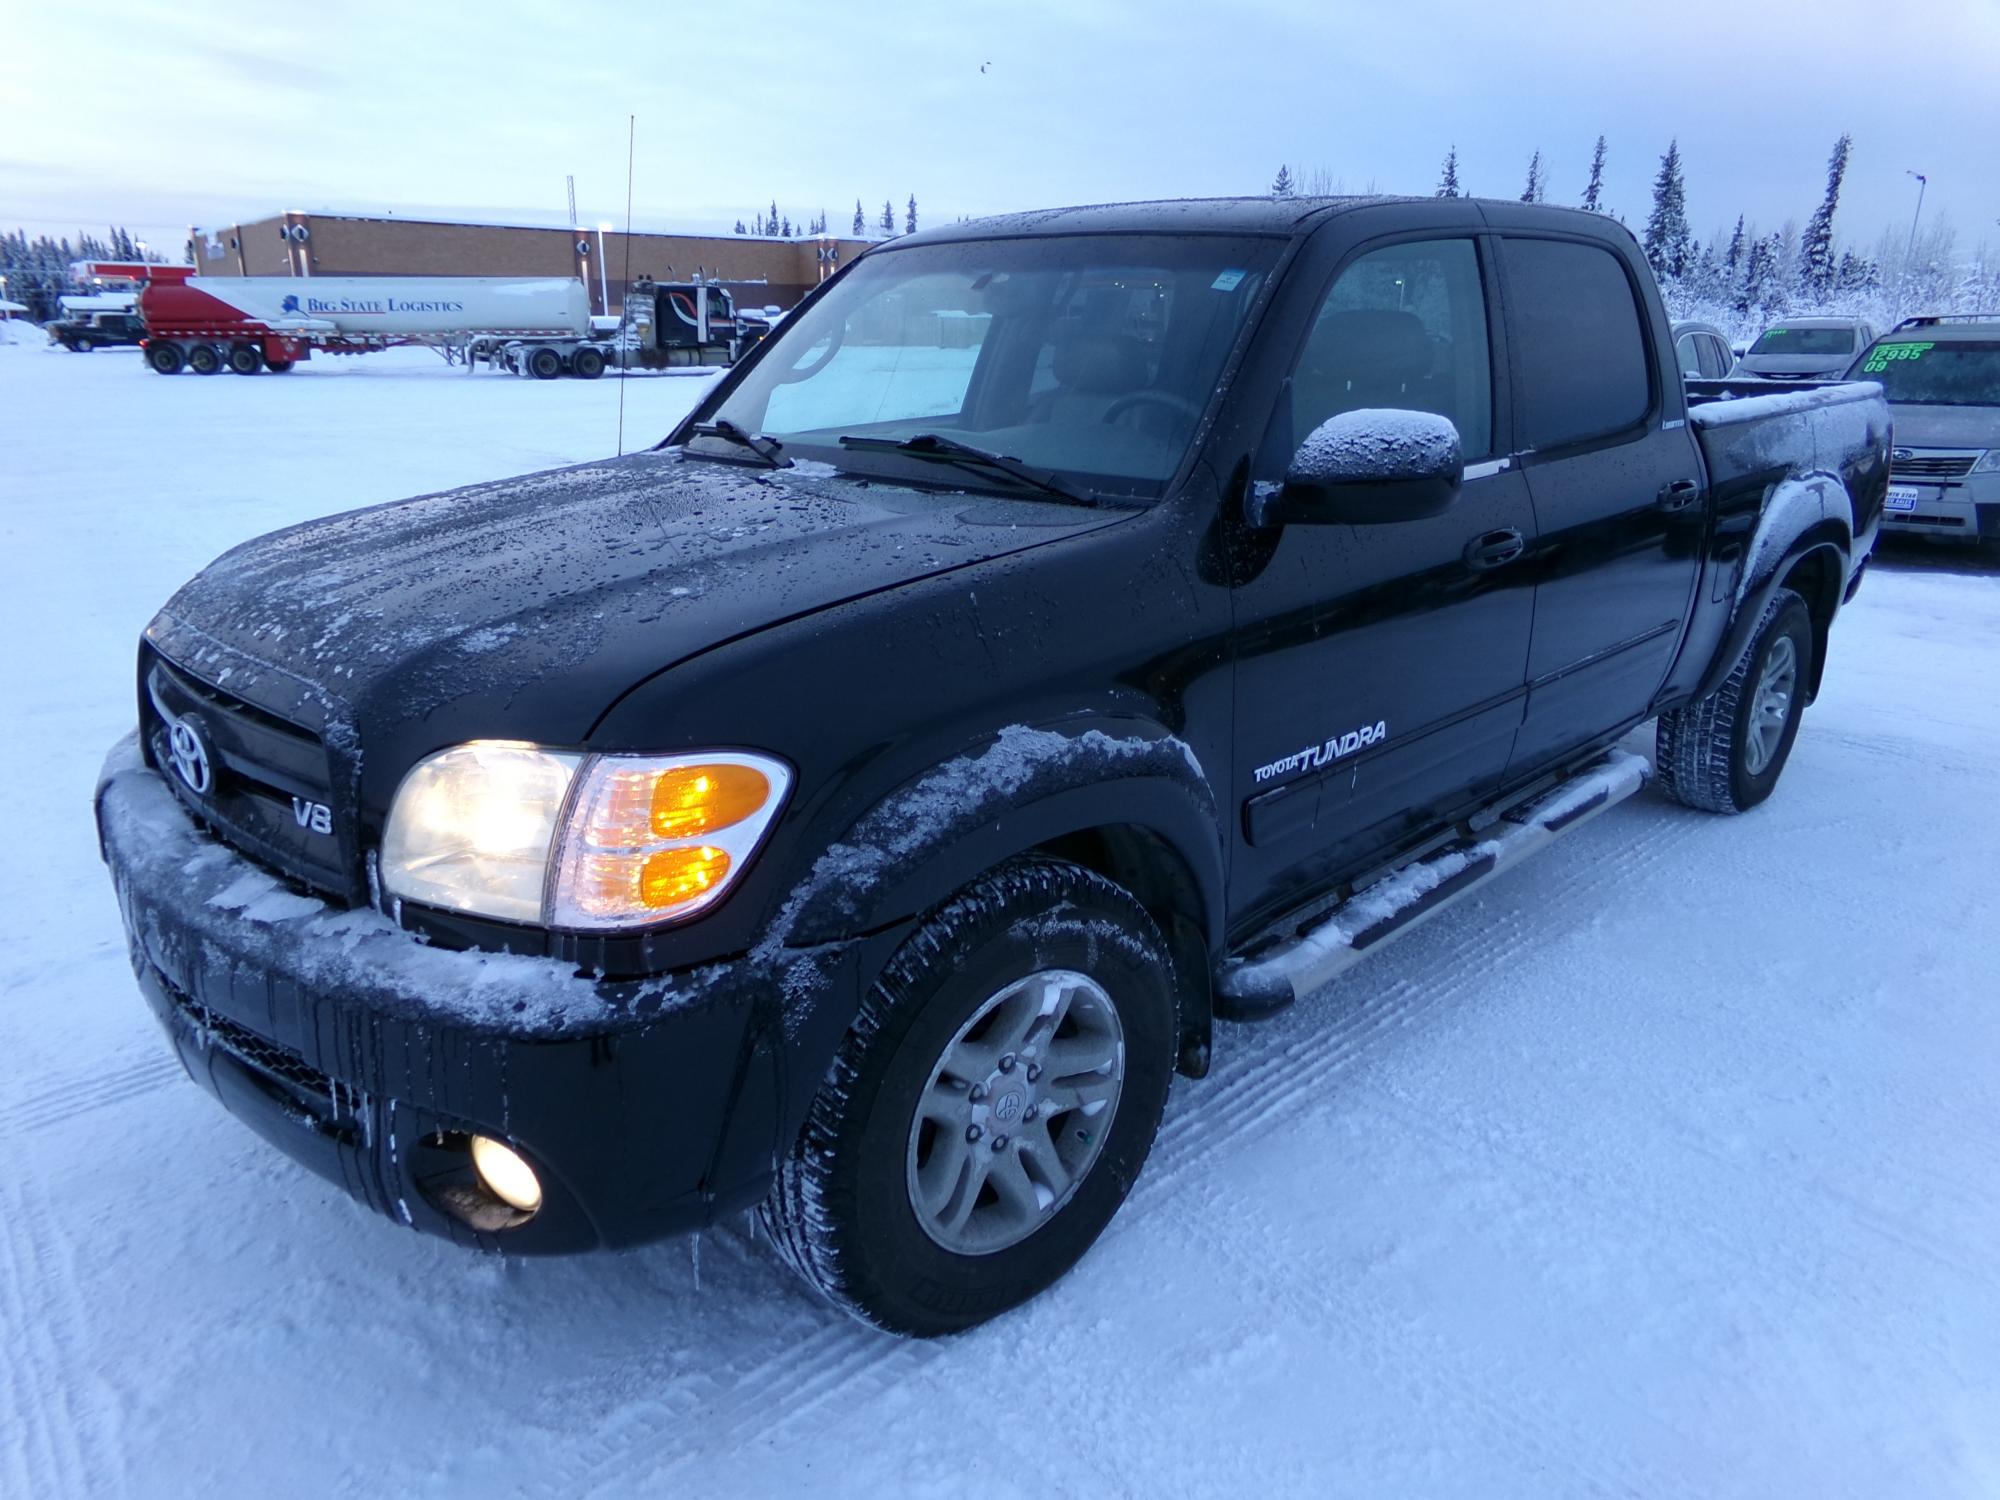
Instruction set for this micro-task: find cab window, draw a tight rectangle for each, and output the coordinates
[1289,239,1494,461]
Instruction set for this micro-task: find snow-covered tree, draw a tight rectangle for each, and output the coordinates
[733,219,746,235]
[1435,148,1460,198]
[1643,139,1692,282]
[1271,164,1294,198]
[1723,215,1745,280]
[1521,150,1545,204]
[1580,136,1606,212]
[880,200,896,236]
[852,199,865,236]
[906,195,918,235]
[1797,133,1851,302]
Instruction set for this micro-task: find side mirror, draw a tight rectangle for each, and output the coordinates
[1251,409,1463,527]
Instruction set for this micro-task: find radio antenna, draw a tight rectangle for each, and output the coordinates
[616,115,635,456]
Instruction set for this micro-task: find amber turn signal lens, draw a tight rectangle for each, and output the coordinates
[650,764,770,838]
[639,845,732,909]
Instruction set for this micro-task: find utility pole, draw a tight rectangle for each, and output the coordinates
[1903,169,1928,309]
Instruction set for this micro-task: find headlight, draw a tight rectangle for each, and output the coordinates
[380,742,791,930]
[1971,449,2000,474]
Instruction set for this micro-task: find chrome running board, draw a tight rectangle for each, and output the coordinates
[1215,750,1651,1016]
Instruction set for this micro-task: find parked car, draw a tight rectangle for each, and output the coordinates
[1738,316,1876,380]
[95,196,1889,1335]
[1672,320,1735,379]
[48,308,146,352]
[1850,314,2000,544]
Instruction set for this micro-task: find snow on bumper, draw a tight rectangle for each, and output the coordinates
[94,734,850,1253]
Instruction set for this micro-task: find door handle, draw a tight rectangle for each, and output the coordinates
[1656,478,1702,513]
[1463,527,1526,571]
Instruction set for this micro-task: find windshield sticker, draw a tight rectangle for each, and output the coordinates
[1863,341,1934,373]
[1210,269,1247,292]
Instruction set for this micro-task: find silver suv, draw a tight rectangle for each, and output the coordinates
[1741,316,1876,380]
[1851,315,2000,544]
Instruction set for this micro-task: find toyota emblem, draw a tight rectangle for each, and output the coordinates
[167,715,213,795]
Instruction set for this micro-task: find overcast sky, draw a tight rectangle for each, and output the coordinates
[5,0,1996,258]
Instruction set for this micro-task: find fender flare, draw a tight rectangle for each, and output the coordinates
[1694,475,1852,701]
[769,721,1225,952]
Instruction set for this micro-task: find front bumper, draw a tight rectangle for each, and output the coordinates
[1881,476,1997,541]
[96,736,868,1254]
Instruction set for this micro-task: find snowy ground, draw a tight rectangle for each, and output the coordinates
[3,341,1998,1498]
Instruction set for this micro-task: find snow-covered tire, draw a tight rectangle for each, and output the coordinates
[761,856,1177,1337]
[1656,586,1813,814]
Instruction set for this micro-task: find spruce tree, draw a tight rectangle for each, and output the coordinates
[1797,133,1851,302]
[1435,147,1460,198]
[734,219,746,235]
[1643,139,1692,282]
[880,199,896,235]
[1723,215,1745,278]
[906,195,918,234]
[1581,136,1607,212]
[852,199,865,236]
[1272,164,1295,198]
[1521,150,1545,204]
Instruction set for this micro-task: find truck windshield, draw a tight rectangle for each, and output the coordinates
[1851,341,2000,406]
[696,234,1284,499]
[1753,327,1855,356]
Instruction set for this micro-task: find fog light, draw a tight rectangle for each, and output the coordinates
[469,1134,543,1214]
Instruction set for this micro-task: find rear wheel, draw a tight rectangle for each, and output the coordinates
[146,342,185,375]
[187,343,223,375]
[570,345,606,379]
[761,857,1177,1336]
[226,343,263,375]
[264,357,295,373]
[527,346,563,380]
[1657,586,1813,813]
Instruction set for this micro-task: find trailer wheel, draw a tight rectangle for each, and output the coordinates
[146,343,186,375]
[226,344,264,375]
[570,346,606,380]
[265,357,295,373]
[187,343,223,376]
[527,347,563,380]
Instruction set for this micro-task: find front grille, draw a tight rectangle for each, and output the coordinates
[170,985,363,1119]
[141,648,361,902]
[1891,454,1978,480]
[1888,512,1967,528]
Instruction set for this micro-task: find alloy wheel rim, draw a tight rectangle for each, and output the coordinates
[1745,633,1797,776]
[904,969,1125,1257]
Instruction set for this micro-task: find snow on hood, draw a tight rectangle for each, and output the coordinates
[1881,403,2000,450]
[148,449,1124,751]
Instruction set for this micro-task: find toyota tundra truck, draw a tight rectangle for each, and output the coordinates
[96,196,1890,1336]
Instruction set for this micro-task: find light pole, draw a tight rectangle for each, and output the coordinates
[1903,170,1927,308]
[596,222,612,316]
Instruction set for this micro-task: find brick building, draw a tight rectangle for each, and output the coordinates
[187,210,874,315]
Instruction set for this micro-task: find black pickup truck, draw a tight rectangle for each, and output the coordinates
[97,197,1888,1335]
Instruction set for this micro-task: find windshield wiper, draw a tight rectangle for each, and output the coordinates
[837,433,1097,506]
[692,419,789,467]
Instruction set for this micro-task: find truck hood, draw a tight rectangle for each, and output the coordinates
[148,449,1125,752]
[1737,354,1856,379]
[1884,403,2000,451]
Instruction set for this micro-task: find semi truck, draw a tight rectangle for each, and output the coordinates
[136,274,750,376]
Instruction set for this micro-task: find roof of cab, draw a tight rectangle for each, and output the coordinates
[886,194,1623,247]
[1882,315,2000,343]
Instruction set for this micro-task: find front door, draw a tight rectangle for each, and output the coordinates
[1228,231,1538,932]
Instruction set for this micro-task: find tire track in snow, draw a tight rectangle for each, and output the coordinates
[0,1051,182,1139]
[542,801,1697,1494]
[0,1162,126,1499]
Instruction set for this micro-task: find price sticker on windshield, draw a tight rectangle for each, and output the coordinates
[1862,341,1934,374]
[1210,269,1247,292]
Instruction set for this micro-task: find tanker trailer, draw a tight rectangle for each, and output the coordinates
[137,276,589,374]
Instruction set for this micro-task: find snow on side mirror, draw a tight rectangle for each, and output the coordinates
[1256,409,1464,527]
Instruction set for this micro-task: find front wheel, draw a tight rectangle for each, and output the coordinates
[73,336,93,352]
[762,857,1177,1336]
[1657,586,1813,813]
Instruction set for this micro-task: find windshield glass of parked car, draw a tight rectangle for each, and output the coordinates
[696,234,1283,498]
[1850,341,2000,406]
[1753,326,1855,356]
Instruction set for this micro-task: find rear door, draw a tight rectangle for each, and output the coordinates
[1227,218,1538,928]
[1494,232,1704,772]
